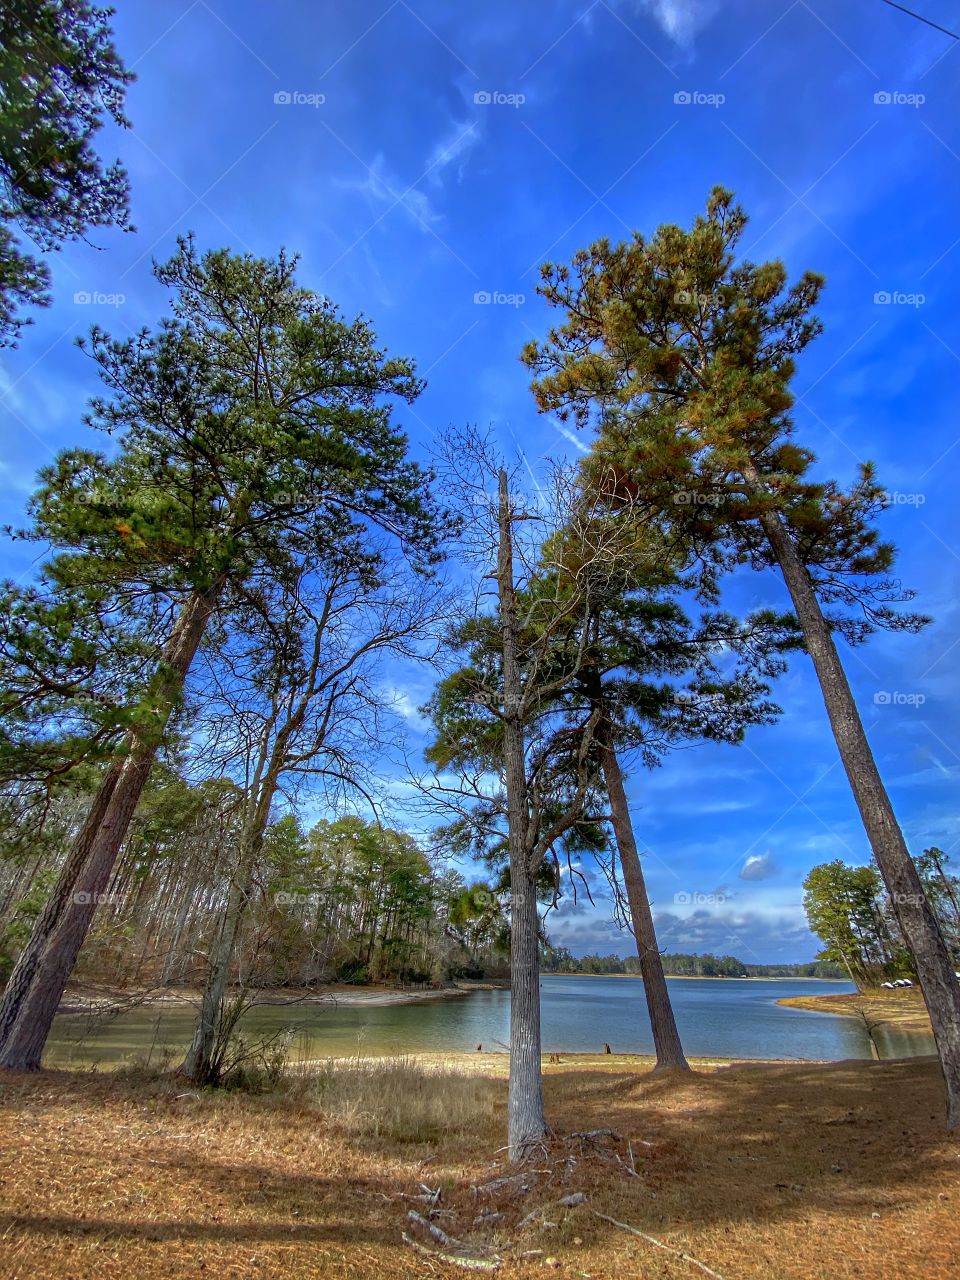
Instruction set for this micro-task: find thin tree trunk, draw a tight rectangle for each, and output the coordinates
[0,582,222,1071]
[180,820,265,1083]
[161,878,195,986]
[498,469,547,1161]
[756,495,960,1127]
[597,730,689,1071]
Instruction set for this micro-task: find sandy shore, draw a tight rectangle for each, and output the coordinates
[777,987,933,1035]
[58,978,505,1016]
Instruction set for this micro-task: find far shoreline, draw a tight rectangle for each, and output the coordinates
[544,970,850,982]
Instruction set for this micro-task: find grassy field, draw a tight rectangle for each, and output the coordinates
[0,1053,957,1279]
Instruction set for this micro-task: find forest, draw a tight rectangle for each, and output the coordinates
[1,4,958,1279]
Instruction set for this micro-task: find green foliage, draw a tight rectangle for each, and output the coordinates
[802,858,921,987]
[0,579,158,791]
[0,1,134,342]
[0,868,57,981]
[523,187,928,640]
[4,239,446,804]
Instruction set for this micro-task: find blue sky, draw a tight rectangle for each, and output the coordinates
[2,0,959,963]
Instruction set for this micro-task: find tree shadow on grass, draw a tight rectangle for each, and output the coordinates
[538,1055,957,1231]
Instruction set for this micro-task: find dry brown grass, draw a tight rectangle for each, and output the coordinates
[0,1053,957,1279]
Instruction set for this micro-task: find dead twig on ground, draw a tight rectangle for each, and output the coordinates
[591,1210,726,1280]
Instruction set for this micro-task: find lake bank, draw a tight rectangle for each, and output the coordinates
[777,988,933,1036]
[1,1054,955,1279]
[48,975,935,1068]
[58,977,505,1017]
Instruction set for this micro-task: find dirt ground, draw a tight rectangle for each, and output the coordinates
[0,1053,957,1280]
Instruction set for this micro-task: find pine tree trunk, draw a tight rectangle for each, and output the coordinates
[757,498,960,1127]
[0,761,122,1051]
[597,731,689,1071]
[0,583,222,1072]
[498,469,547,1161]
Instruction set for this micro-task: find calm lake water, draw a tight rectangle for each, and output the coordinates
[44,975,935,1067]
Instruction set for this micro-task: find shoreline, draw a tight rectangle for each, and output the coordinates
[776,988,934,1035]
[545,970,850,982]
[57,977,507,1017]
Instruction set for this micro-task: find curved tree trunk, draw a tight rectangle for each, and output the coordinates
[0,583,222,1072]
[757,497,960,1128]
[597,730,689,1071]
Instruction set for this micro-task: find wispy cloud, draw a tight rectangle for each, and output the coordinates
[426,120,481,187]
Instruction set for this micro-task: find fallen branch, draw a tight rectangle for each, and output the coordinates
[591,1211,726,1280]
[401,1232,502,1271]
[408,1209,456,1247]
[472,1172,531,1196]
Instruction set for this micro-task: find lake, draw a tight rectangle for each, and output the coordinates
[44,975,935,1067]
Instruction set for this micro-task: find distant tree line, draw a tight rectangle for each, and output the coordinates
[540,945,843,978]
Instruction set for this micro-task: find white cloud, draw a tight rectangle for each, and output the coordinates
[740,851,778,881]
[623,0,721,44]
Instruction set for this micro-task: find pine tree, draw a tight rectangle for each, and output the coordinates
[0,237,444,1069]
[522,187,960,1128]
[0,1,134,342]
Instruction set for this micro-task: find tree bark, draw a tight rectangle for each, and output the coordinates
[756,495,960,1127]
[0,582,223,1071]
[0,761,121,1051]
[498,469,547,1161]
[597,728,689,1071]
